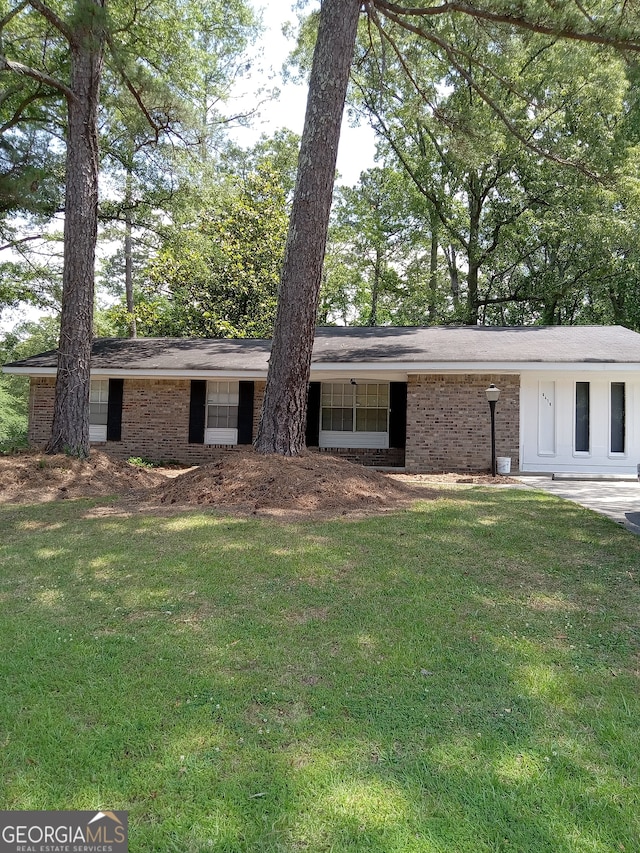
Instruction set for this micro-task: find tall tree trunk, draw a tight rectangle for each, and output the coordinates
[446,245,460,307]
[47,1,105,456]
[368,247,381,326]
[124,213,136,337]
[466,179,481,325]
[466,262,480,325]
[124,169,137,338]
[255,0,361,455]
[428,209,438,323]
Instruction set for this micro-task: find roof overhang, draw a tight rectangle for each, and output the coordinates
[5,361,640,379]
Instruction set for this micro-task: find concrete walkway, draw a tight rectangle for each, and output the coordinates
[515,474,640,534]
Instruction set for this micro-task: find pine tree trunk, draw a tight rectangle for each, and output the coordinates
[428,210,438,323]
[368,248,381,326]
[254,0,361,456]
[47,3,105,456]
[124,166,136,337]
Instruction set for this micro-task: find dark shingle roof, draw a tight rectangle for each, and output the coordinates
[5,325,640,372]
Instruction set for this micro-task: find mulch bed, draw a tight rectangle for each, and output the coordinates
[0,448,510,515]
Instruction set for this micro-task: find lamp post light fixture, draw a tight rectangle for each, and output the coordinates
[485,383,501,477]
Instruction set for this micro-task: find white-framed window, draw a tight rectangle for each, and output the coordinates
[610,382,626,454]
[90,379,109,442]
[205,380,239,445]
[319,382,389,449]
[574,381,590,454]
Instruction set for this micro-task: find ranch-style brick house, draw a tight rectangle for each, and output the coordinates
[5,325,640,474]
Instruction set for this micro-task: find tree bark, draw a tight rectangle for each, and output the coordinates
[47,0,105,456]
[124,212,137,337]
[368,247,381,326]
[466,177,481,325]
[254,0,362,455]
[428,209,438,323]
[124,169,137,338]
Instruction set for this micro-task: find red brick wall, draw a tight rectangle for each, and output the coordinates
[27,377,266,465]
[28,374,519,472]
[405,374,520,473]
[28,377,56,446]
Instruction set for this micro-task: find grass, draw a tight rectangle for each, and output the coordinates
[0,487,638,852]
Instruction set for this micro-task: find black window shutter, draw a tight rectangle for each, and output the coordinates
[189,380,207,444]
[389,382,407,449]
[305,382,321,447]
[106,378,124,442]
[237,381,255,445]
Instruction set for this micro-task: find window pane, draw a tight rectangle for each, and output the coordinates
[322,407,352,431]
[90,379,108,403]
[207,381,239,406]
[90,402,108,425]
[90,380,109,424]
[575,382,590,452]
[611,383,625,453]
[207,381,239,429]
[321,382,390,433]
[207,405,238,429]
[356,408,388,432]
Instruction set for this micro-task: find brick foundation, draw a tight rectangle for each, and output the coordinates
[405,374,520,473]
[314,447,405,467]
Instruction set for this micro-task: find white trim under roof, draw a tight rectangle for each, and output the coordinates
[2,367,268,379]
[6,361,640,379]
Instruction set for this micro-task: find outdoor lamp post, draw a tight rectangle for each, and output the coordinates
[485,383,501,477]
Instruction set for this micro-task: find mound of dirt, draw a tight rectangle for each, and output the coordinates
[0,451,167,504]
[150,450,435,516]
[0,449,508,516]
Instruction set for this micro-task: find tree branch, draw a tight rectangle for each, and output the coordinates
[370,6,603,179]
[27,0,73,42]
[372,0,640,53]
[0,86,49,133]
[0,54,75,101]
[0,0,29,29]
[104,31,165,141]
[0,233,43,252]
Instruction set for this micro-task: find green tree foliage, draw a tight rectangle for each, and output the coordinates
[0,0,259,454]
[0,315,59,450]
[322,167,423,325]
[106,164,288,338]
[95,0,261,336]
[355,17,638,325]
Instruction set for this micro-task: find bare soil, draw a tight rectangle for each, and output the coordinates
[0,449,511,517]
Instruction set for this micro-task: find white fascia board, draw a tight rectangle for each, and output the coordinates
[5,361,640,378]
[310,368,409,382]
[90,369,268,379]
[2,366,57,376]
[405,362,640,374]
[2,367,268,379]
[312,361,640,376]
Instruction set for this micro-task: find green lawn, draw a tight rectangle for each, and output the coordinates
[0,487,638,852]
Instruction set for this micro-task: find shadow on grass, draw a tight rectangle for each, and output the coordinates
[0,488,638,852]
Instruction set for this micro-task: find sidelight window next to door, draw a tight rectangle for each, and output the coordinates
[610,382,625,454]
[574,381,626,455]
